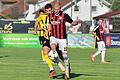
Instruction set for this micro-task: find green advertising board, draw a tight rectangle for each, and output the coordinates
[0,33,95,48]
[0,34,41,48]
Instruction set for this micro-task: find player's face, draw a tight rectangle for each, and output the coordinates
[98,19,103,26]
[54,7,60,14]
[45,8,52,14]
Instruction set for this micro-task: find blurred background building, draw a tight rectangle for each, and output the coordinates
[0,0,120,33]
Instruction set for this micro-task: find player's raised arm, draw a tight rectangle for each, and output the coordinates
[64,12,81,26]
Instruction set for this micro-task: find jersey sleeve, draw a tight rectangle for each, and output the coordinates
[36,16,41,22]
[64,13,73,23]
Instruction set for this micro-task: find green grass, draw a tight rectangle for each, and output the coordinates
[0,48,120,80]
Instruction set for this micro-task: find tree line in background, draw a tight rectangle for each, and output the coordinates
[106,0,120,10]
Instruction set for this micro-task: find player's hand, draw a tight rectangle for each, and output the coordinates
[44,32,48,38]
[32,30,37,35]
[97,36,100,41]
[77,19,81,23]
[71,20,81,26]
[92,32,97,39]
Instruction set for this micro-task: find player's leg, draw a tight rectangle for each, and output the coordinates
[93,50,101,57]
[49,37,66,75]
[57,61,65,72]
[100,41,109,63]
[43,46,53,70]
[42,46,55,78]
[101,50,106,62]
[49,36,58,55]
[50,51,65,72]
[91,50,101,62]
[101,50,109,64]
[91,41,102,62]
[59,39,70,79]
[39,37,46,64]
[41,50,46,64]
[42,37,56,78]
[56,44,64,61]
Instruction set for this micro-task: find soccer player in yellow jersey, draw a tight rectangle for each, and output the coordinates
[34,10,49,63]
[33,9,66,78]
[32,9,55,78]
[36,10,50,64]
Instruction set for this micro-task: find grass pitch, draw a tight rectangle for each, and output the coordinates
[0,48,120,80]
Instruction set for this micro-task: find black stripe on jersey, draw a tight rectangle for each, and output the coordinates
[55,15,57,21]
[51,25,54,36]
[54,25,58,37]
[63,22,67,39]
[41,20,45,34]
[38,22,41,36]
[59,23,61,39]
[45,16,48,29]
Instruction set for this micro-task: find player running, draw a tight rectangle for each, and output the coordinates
[32,9,66,78]
[32,9,56,78]
[90,18,109,64]
[45,2,81,80]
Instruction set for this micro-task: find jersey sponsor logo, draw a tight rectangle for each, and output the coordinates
[51,21,60,25]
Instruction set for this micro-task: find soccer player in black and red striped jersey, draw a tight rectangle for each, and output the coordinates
[90,18,109,64]
[44,3,67,78]
[45,2,81,80]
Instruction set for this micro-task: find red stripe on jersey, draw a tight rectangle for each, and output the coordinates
[61,13,64,39]
[99,25,104,41]
[53,14,57,38]
[100,33,104,41]
[50,12,65,39]
[57,15,60,38]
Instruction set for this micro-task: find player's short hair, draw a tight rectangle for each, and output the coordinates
[45,3,52,9]
[54,2,61,9]
[39,9,44,13]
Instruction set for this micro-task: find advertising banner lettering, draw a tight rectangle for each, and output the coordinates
[0,34,41,48]
[104,34,120,48]
[0,20,35,33]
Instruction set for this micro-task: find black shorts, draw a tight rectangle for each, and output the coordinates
[39,36,50,48]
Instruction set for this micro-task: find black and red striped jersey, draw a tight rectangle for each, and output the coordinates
[95,25,104,41]
[49,11,73,39]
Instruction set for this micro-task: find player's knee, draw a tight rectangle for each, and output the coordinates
[43,47,50,55]
[62,51,67,54]
[50,44,57,50]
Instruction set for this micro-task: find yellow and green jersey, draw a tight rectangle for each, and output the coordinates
[36,14,50,39]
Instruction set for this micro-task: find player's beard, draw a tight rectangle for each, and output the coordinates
[55,11,60,16]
